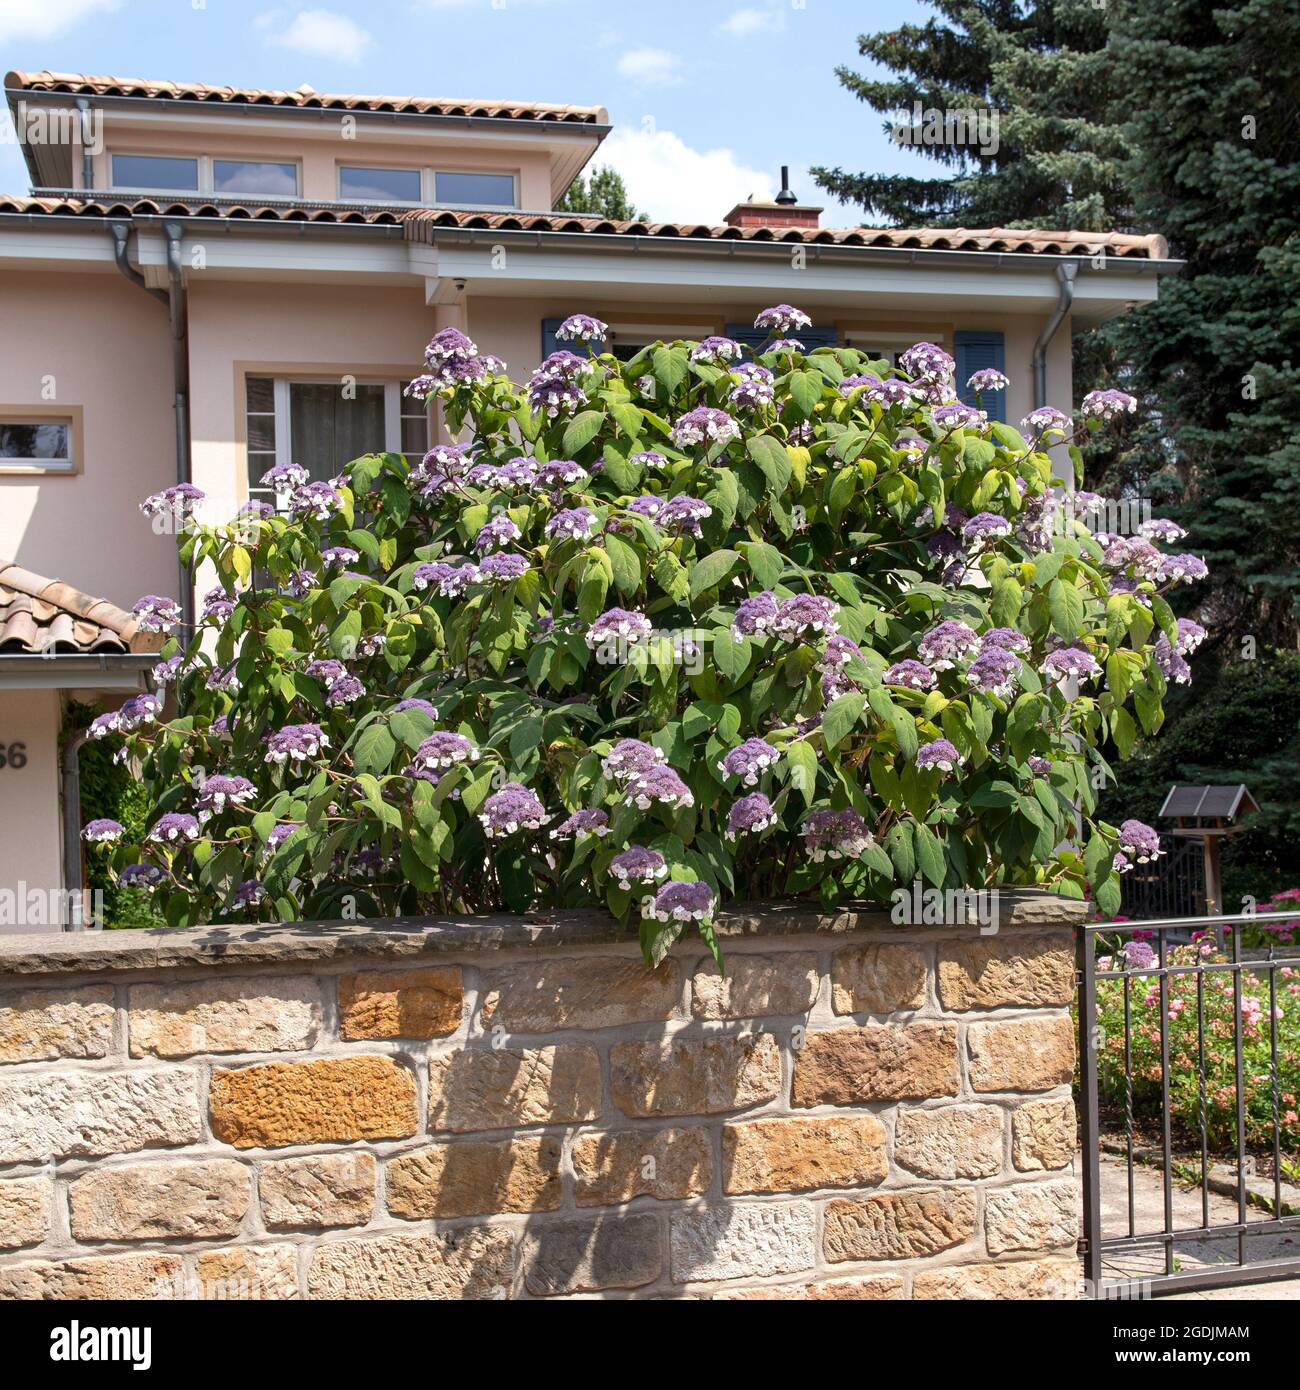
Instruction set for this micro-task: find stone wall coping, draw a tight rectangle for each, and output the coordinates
[0,891,1085,979]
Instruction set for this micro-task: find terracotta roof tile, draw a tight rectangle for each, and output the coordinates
[0,194,1170,258]
[0,562,158,654]
[5,70,607,125]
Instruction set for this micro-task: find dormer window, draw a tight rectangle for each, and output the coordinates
[110,154,199,192]
[339,166,421,203]
[434,171,515,207]
[214,160,298,197]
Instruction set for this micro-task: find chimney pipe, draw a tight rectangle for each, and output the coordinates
[775,166,796,206]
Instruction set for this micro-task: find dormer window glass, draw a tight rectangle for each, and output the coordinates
[434,171,516,207]
[214,160,298,197]
[110,154,199,192]
[338,166,421,203]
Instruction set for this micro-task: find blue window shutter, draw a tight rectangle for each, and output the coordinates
[725,323,838,357]
[540,318,563,361]
[953,330,1006,422]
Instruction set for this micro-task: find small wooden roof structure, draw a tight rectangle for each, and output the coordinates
[1158,784,1259,837]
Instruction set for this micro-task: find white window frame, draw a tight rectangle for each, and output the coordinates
[109,152,301,198]
[844,332,945,367]
[0,414,76,474]
[432,169,518,209]
[337,163,424,205]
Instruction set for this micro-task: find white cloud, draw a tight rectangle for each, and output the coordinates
[598,126,774,223]
[615,48,682,88]
[256,8,373,60]
[720,6,784,38]
[0,0,120,41]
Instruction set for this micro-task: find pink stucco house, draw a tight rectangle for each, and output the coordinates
[0,69,1178,926]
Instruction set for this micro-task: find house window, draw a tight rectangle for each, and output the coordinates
[110,154,200,192]
[0,417,74,473]
[434,171,516,207]
[844,334,939,368]
[244,378,429,496]
[339,166,421,203]
[214,160,298,198]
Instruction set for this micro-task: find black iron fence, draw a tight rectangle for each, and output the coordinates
[1119,836,1205,920]
[1078,910,1300,1297]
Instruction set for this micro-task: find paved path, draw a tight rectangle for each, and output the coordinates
[1090,1150,1300,1299]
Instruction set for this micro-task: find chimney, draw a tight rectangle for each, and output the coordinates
[724,166,822,231]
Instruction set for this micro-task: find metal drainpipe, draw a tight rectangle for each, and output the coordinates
[73,99,95,190]
[59,729,90,932]
[108,220,194,627]
[1032,262,1078,408]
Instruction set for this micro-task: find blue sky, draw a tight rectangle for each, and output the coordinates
[0,0,937,224]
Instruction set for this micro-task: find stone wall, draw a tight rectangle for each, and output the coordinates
[0,895,1083,1300]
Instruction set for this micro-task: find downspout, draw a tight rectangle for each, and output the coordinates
[59,728,90,931]
[73,98,95,190]
[108,220,194,627]
[1032,261,1078,408]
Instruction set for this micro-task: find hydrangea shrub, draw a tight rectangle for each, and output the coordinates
[93,312,1205,964]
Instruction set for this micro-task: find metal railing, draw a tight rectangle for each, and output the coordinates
[1078,910,1300,1296]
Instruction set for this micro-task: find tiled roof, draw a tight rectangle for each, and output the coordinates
[0,564,158,654]
[5,70,607,125]
[0,195,1171,258]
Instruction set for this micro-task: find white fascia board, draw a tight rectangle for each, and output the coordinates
[132,225,414,285]
[0,223,118,270]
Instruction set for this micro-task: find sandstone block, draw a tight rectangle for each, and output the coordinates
[824,1188,977,1262]
[692,953,818,1020]
[193,1245,299,1300]
[69,1159,251,1241]
[259,1152,375,1229]
[610,1034,781,1117]
[937,933,1074,1010]
[0,985,114,1063]
[670,1202,816,1283]
[912,1255,1079,1300]
[128,977,320,1057]
[722,1114,887,1194]
[715,1276,904,1300]
[792,1024,957,1106]
[894,1105,1004,1179]
[338,967,462,1040]
[522,1214,662,1295]
[985,1180,1079,1254]
[831,944,927,1014]
[387,1136,562,1219]
[1013,1097,1077,1171]
[0,1253,183,1300]
[210,1055,417,1148]
[427,1045,600,1132]
[0,1178,48,1249]
[481,957,680,1032]
[967,1017,1075,1093]
[308,1228,515,1299]
[572,1127,712,1206]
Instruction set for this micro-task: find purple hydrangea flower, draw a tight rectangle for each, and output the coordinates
[916,739,962,773]
[802,808,873,862]
[731,590,779,640]
[670,406,740,449]
[140,482,204,521]
[899,341,955,380]
[655,494,712,537]
[1175,617,1207,654]
[543,506,598,543]
[528,366,588,418]
[424,326,478,367]
[932,402,987,432]
[631,450,669,471]
[229,880,265,910]
[867,378,918,408]
[967,367,1010,393]
[411,731,479,770]
[82,818,125,843]
[119,862,163,888]
[754,304,812,334]
[1158,553,1208,585]
[1118,819,1162,863]
[535,459,588,488]
[152,654,184,686]
[966,647,1021,697]
[641,879,715,923]
[717,738,780,785]
[917,620,980,670]
[194,775,257,820]
[690,336,745,363]
[320,545,360,569]
[479,782,548,838]
[393,697,439,719]
[625,765,694,811]
[601,738,666,781]
[726,792,777,839]
[730,374,776,410]
[962,511,1012,546]
[1154,633,1192,684]
[1081,389,1137,420]
[264,822,302,852]
[411,443,470,494]
[839,372,883,398]
[291,481,343,521]
[770,337,806,354]
[305,658,347,687]
[627,494,663,519]
[132,595,182,633]
[478,552,530,585]
[550,808,610,842]
[980,627,1030,654]
[265,723,329,764]
[1121,939,1156,968]
[1139,518,1187,543]
[475,514,523,553]
[819,635,863,673]
[1021,406,1072,438]
[492,459,539,490]
[883,658,937,691]
[413,561,477,597]
[325,674,364,707]
[555,313,608,343]
[610,846,669,888]
[260,461,309,490]
[587,607,653,649]
[1028,756,1052,777]
[114,693,161,731]
[1014,492,1058,552]
[148,812,200,844]
[772,594,839,642]
[1042,646,1102,682]
[284,569,317,598]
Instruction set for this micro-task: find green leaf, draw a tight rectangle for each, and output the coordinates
[1048,578,1085,641]
[653,552,690,604]
[605,533,642,596]
[352,724,396,776]
[913,822,946,888]
[746,435,792,496]
[741,540,783,590]
[563,409,605,455]
[789,369,823,416]
[785,740,818,807]
[652,345,689,395]
[712,628,750,683]
[689,548,740,601]
[822,692,866,753]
